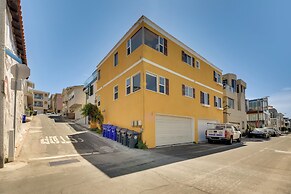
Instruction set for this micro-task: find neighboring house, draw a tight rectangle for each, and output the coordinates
[246,97,270,128]
[50,93,62,113]
[268,106,279,130]
[62,85,86,124]
[32,90,49,114]
[84,69,97,105]
[283,117,290,129]
[0,0,31,166]
[278,113,285,130]
[222,73,247,132]
[95,16,224,148]
[83,70,97,125]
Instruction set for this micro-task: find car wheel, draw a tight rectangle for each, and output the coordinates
[237,135,241,142]
[227,137,233,145]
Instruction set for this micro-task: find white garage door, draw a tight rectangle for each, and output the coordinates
[156,115,194,146]
[198,120,217,142]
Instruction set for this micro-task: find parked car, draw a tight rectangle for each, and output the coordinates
[206,123,242,145]
[248,128,270,138]
[264,128,278,137]
[274,129,282,136]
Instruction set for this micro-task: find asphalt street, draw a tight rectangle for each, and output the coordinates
[0,115,290,194]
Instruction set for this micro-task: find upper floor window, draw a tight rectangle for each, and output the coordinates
[214,96,222,108]
[132,73,141,92]
[228,98,235,109]
[34,101,43,107]
[97,69,101,81]
[146,72,169,95]
[34,93,43,100]
[144,28,167,55]
[196,60,200,69]
[126,78,131,95]
[127,28,142,55]
[182,51,195,67]
[89,85,94,96]
[200,91,210,105]
[182,84,195,98]
[113,85,118,100]
[114,52,118,66]
[213,71,221,83]
[146,73,157,92]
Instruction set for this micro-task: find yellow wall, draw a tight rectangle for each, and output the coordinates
[96,21,223,148]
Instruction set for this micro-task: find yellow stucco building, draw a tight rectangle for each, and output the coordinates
[96,16,224,148]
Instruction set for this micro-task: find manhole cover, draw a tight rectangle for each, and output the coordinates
[49,159,80,167]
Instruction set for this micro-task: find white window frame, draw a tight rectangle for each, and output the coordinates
[158,36,164,53]
[159,76,165,94]
[201,91,210,106]
[184,85,194,98]
[127,39,131,55]
[214,71,221,83]
[125,77,131,95]
[146,72,158,92]
[113,85,118,100]
[214,96,222,108]
[196,60,200,69]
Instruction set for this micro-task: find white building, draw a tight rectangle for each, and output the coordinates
[0,0,31,167]
[32,89,49,114]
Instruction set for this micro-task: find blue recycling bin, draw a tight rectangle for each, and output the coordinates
[22,115,26,123]
[106,125,111,138]
[111,126,117,141]
[102,124,108,137]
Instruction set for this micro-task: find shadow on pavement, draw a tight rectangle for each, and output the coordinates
[48,115,67,123]
[67,121,246,178]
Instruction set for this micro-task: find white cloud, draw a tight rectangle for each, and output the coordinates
[269,90,291,117]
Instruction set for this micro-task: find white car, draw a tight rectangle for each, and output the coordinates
[206,124,242,145]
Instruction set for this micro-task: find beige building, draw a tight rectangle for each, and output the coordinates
[222,73,247,131]
[50,93,63,113]
[32,90,49,114]
[62,85,86,124]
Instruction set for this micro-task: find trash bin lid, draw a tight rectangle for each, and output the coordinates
[121,128,128,133]
[127,130,134,135]
[116,127,121,132]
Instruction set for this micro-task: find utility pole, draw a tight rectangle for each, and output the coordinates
[0,0,6,168]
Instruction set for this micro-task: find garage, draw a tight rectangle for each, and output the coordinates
[198,120,217,142]
[156,114,194,147]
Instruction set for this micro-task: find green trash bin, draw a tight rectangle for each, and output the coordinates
[127,130,139,148]
[121,128,128,146]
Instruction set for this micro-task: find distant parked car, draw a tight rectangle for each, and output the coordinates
[264,128,277,137]
[32,110,37,116]
[274,129,282,136]
[248,128,270,138]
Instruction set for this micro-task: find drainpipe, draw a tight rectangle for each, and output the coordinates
[0,0,6,168]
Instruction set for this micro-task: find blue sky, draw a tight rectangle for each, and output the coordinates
[21,0,291,117]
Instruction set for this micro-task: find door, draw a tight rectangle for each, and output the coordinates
[156,115,194,146]
[198,120,218,142]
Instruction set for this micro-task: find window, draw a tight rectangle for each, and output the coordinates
[228,98,235,109]
[126,78,131,95]
[222,79,228,86]
[196,60,200,69]
[132,73,141,92]
[182,84,195,98]
[200,91,210,105]
[213,71,221,83]
[113,85,118,100]
[182,51,194,67]
[97,69,101,81]
[159,77,165,94]
[144,28,167,55]
[146,73,157,92]
[34,101,43,107]
[146,73,169,94]
[127,39,131,55]
[34,94,43,100]
[214,96,222,108]
[127,28,142,55]
[97,95,101,107]
[114,52,118,66]
[89,85,94,96]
